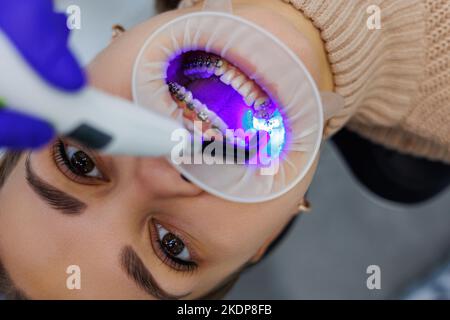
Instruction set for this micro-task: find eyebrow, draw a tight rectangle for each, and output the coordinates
[120,246,191,300]
[25,155,87,215]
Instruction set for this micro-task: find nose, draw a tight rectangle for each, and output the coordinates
[133,157,203,199]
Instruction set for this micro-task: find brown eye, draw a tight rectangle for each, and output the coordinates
[65,145,101,178]
[70,150,95,175]
[156,223,192,261]
[162,233,185,256]
[53,140,108,185]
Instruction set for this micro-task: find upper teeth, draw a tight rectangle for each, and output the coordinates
[220,69,236,85]
[254,97,269,110]
[183,54,271,113]
[245,92,258,107]
[231,75,246,90]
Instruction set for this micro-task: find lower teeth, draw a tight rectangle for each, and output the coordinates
[167,82,228,133]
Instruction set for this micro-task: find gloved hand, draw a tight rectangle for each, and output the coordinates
[0,0,85,149]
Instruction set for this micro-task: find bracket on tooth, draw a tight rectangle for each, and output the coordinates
[167,80,229,134]
[184,55,225,80]
[186,102,196,111]
[215,59,224,68]
[253,99,275,120]
[197,111,209,122]
[168,82,182,96]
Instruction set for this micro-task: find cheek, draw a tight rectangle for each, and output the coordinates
[233,6,320,84]
[87,9,195,101]
[0,159,125,298]
[196,156,319,258]
[188,197,296,260]
[0,161,71,296]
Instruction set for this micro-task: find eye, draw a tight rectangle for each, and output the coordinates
[65,145,101,177]
[53,139,107,184]
[150,220,197,272]
[157,223,191,261]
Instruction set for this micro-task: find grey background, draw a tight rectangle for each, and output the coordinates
[57,0,450,299]
[227,143,450,299]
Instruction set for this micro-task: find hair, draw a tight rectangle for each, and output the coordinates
[155,0,182,12]
[0,152,28,299]
[0,152,21,189]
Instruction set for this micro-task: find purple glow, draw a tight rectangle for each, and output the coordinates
[186,78,249,129]
[165,51,288,161]
[166,52,251,130]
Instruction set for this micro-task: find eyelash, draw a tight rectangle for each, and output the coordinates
[149,220,198,273]
[52,139,106,185]
[52,140,197,273]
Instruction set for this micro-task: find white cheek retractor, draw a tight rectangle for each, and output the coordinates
[132,0,344,203]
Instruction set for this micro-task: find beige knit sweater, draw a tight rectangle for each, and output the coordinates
[180,0,450,164]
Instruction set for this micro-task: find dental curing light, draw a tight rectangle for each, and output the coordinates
[0,30,184,157]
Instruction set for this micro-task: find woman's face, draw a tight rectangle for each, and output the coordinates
[0,2,322,299]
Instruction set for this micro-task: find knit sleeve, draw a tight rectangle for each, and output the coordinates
[284,0,426,137]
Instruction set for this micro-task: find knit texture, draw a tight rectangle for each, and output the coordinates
[180,0,450,163]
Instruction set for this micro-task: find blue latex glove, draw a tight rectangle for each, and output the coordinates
[0,0,86,149]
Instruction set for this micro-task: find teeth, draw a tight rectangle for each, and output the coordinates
[214,60,228,77]
[175,53,277,128]
[183,55,271,111]
[184,91,193,103]
[214,64,227,77]
[245,91,258,107]
[197,111,209,122]
[212,117,228,133]
[215,59,224,68]
[196,102,208,113]
[207,60,216,73]
[238,82,253,97]
[192,99,202,111]
[254,97,269,110]
[184,57,232,81]
[183,119,196,132]
[254,109,271,119]
[168,82,179,94]
[168,80,229,132]
[220,69,236,85]
[231,75,246,90]
[186,101,195,110]
[206,110,218,122]
[176,87,186,101]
